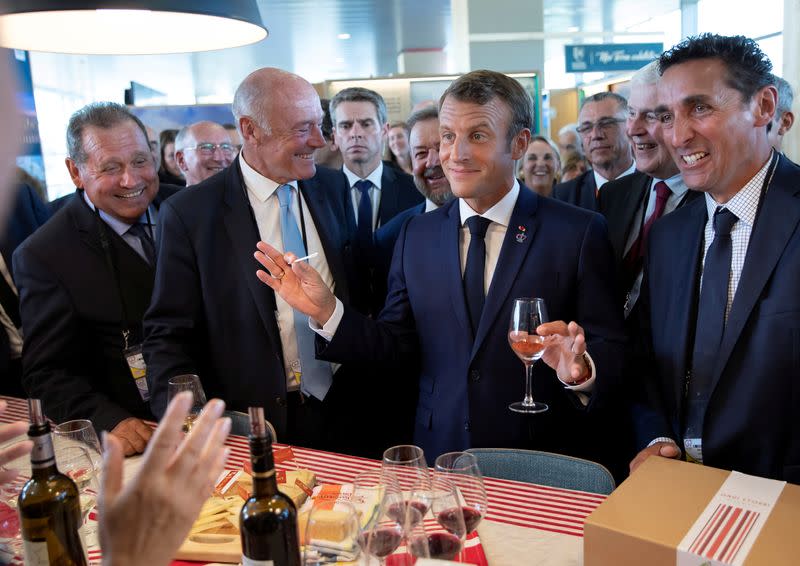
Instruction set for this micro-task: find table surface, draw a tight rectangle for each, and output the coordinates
[1,396,603,565]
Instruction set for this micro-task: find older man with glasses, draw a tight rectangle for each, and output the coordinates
[174,121,236,186]
[553,92,636,211]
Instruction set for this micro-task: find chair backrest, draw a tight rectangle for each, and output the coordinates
[224,410,277,442]
[465,448,615,495]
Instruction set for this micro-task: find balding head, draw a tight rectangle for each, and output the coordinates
[232,68,325,183]
[174,121,235,185]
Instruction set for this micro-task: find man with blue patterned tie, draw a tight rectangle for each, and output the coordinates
[144,68,359,451]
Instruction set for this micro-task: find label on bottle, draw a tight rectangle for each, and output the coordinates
[241,557,274,566]
[22,539,50,565]
[29,432,55,469]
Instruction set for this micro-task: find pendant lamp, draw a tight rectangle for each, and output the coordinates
[0,1,268,54]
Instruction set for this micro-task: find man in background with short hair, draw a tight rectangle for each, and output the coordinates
[174,121,236,186]
[767,75,795,154]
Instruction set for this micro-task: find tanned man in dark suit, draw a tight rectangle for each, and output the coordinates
[629,35,800,483]
[14,103,179,455]
[256,70,627,476]
[144,68,363,453]
[553,92,635,211]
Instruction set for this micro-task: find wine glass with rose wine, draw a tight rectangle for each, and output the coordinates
[507,297,549,414]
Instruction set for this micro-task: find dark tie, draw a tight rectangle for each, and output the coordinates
[623,181,671,288]
[127,223,156,265]
[463,216,492,336]
[0,259,21,329]
[684,207,738,447]
[354,180,374,251]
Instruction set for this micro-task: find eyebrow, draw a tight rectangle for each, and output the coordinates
[679,94,713,107]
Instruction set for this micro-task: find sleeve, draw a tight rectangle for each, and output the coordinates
[13,244,131,432]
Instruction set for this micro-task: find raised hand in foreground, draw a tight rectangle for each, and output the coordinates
[99,392,230,566]
[0,400,32,485]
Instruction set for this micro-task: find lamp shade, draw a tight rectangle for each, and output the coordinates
[0,0,268,54]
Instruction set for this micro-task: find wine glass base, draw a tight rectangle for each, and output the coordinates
[509,401,549,414]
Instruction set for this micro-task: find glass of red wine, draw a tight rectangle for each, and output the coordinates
[434,451,487,536]
[353,469,404,564]
[407,478,466,562]
[508,297,549,414]
[381,445,432,523]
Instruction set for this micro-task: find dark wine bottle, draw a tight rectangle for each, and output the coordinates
[18,399,87,566]
[239,407,301,566]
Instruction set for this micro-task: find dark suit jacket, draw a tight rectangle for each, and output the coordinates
[343,163,424,233]
[143,161,359,442]
[13,185,178,432]
[633,154,800,483]
[320,186,627,466]
[553,170,598,211]
[0,184,50,381]
[373,202,426,308]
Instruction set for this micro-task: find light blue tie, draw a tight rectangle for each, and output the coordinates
[276,184,333,401]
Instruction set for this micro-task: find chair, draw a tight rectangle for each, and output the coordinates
[465,448,615,495]
[224,410,277,442]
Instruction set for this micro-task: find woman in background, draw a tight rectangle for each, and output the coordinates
[521,136,561,197]
[158,129,186,186]
[384,121,412,174]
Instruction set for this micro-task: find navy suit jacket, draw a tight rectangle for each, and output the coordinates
[372,202,426,308]
[144,161,358,439]
[553,170,598,211]
[633,154,800,483]
[13,186,177,431]
[320,186,626,463]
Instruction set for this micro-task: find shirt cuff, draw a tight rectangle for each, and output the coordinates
[647,437,679,448]
[309,298,344,341]
[560,351,596,393]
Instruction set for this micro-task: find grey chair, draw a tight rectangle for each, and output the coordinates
[465,448,615,495]
[224,410,277,441]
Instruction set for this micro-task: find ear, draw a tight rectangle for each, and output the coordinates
[239,116,258,145]
[753,85,778,127]
[779,111,795,136]
[510,128,532,160]
[380,122,389,139]
[175,150,188,173]
[65,158,83,188]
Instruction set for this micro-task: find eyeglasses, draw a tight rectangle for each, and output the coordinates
[576,117,625,135]
[183,142,236,155]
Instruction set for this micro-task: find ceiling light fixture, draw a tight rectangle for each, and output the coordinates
[0,1,268,54]
[337,33,351,40]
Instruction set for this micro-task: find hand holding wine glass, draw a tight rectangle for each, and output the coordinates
[508,298,549,413]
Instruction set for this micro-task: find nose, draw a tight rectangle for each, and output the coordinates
[626,115,646,139]
[425,148,440,168]
[308,123,326,149]
[449,135,469,162]
[120,166,139,188]
[669,113,693,149]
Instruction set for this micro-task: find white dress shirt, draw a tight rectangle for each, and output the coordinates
[344,161,384,231]
[81,190,156,263]
[239,153,335,390]
[594,160,636,191]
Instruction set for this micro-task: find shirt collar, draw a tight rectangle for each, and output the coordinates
[459,179,519,227]
[653,172,689,199]
[424,198,439,213]
[593,160,636,190]
[343,161,383,190]
[703,151,774,228]
[82,190,147,236]
[239,152,297,202]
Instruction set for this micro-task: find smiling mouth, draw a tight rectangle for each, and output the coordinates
[636,143,657,151]
[118,188,144,199]
[682,152,709,165]
[295,153,314,159]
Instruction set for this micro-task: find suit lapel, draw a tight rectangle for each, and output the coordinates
[222,162,284,356]
[441,201,472,339]
[619,174,650,253]
[581,173,598,210]
[470,188,538,361]
[379,165,399,227]
[711,158,800,393]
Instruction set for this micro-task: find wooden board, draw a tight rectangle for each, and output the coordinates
[175,533,242,563]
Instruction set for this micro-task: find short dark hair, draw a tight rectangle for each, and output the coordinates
[659,33,773,102]
[319,98,334,140]
[580,91,628,114]
[406,106,439,132]
[330,87,388,126]
[439,70,532,144]
[67,102,148,165]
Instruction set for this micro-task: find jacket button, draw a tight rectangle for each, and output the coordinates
[464,420,471,432]
[275,396,286,407]
[470,370,480,382]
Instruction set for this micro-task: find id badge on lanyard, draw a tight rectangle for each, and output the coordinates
[123,331,149,401]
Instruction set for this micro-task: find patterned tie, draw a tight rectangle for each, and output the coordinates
[463,216,492,336]
[684,207,738,459]
[354,180,374,252]
[276,184,333,401]
[622,181,671,289]
[127,223,156,265]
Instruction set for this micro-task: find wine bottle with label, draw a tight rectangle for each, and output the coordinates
[239,407,301,566]
[18,399,88,566]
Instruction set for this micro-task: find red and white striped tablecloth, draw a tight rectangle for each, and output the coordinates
[1,395,605,542]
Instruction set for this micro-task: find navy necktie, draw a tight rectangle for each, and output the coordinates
[354,180,374,251]
[276,184,333,401]
[127,223,156,265]
[685,207,738,447]
[463,216,492,336]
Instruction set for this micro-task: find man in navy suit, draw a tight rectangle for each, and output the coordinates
[144,68,360,451]
[553,92,635,211]
[629,35,800,483]
[256,70,626,471]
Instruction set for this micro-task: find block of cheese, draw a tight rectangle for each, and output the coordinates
[236,468,316,508]
[298,508,354,545]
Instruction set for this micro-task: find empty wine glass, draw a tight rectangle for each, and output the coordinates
[434,452,488,535]
[55,444,100,545]
[353,470,405,565]
[508,297,549,413]
[302,501,360,565]
[381,445,432,522]
[407,478,465,562]
[167,374,207,432]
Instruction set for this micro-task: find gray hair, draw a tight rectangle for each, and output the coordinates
[66,102,147,164]
[558,123,579,138]
[773,75,794,116]
[630,60,660,89]
[406,106,439,132]
[330,87,388,127]
[174,121,225,151]
[580,91,628,114]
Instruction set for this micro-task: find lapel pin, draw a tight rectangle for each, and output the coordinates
[515,225,527,243]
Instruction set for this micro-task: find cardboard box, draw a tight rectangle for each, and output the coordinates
[584,457,800,565]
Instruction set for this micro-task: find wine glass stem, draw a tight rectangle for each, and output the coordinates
[523,362,535,406]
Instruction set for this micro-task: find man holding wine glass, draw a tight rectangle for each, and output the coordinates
[255,70,626,475]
